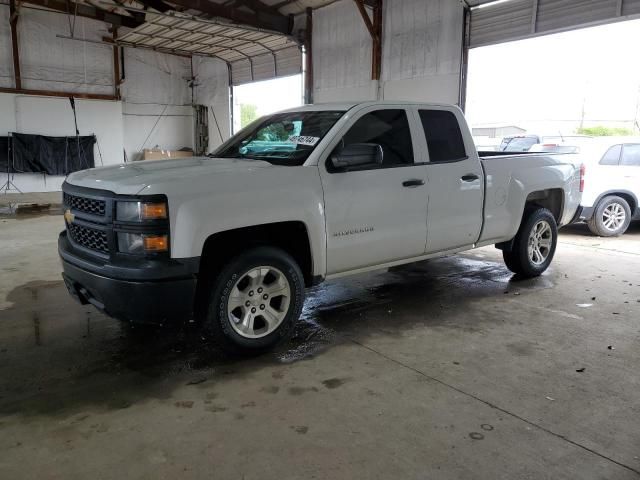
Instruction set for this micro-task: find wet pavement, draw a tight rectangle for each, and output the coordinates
[0,215,639,479]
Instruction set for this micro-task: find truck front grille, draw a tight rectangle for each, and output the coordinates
[67,223,109,254]
[63,192,106,216]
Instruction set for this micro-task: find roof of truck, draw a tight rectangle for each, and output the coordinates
[279,101,458,113]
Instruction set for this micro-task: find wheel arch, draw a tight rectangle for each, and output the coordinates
[524,188,564,224]
[198,221,315,287]
[593,190,638,214]
[496,191,562,253]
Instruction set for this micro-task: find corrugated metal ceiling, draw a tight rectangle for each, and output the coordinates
[118,14,298,63]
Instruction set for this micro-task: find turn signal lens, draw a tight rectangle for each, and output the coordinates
[117,201,167,221]
[141,203,167,220]
[143,235,168,252]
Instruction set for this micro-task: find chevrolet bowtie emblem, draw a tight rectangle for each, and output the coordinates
[64,209,75,224]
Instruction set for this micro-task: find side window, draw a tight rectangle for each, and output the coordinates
[419,110,467,162]
[600,145,621,165]
[341,109,414,167]
[621,144,640,166]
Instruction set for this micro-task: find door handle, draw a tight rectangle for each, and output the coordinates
[403,179,425,188]
[461,174,480,182]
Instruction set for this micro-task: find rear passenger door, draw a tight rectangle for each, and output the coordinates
[319,107,428,275]
[414,108,484,254]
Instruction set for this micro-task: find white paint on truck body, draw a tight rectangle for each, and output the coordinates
[66,101,581,282]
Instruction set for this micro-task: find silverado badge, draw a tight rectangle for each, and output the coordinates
[64,209,75,224]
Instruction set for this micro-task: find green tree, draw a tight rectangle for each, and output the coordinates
[576,126,634,136]
[240,104,258,128]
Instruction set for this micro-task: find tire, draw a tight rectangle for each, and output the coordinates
[502,207,558,278]
[587,195,631,237]
[200,246,305,356]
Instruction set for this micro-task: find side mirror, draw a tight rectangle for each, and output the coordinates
[331,143,383,170]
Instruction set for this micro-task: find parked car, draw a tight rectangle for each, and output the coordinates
[574,137,640,236]
[528,138,594,154]
[59,102,582,354]
[499,134,592,152]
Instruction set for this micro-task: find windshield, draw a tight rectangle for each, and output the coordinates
[213,110,345,166]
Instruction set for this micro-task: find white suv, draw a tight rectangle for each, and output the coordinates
[577,138,640,236]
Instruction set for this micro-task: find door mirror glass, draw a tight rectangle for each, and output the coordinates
[331,143,383,170]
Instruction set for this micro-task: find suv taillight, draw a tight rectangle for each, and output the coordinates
[579,164,585,193]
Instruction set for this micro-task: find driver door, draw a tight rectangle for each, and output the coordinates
[318,107,428,275]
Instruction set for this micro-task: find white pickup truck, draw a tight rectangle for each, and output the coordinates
[59,102,582,354]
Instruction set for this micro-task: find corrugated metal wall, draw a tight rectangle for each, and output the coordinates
[230,46,302,86]
[470,0,640,48]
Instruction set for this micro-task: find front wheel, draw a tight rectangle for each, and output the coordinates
[201,246,305,356]
[503,208,558,278]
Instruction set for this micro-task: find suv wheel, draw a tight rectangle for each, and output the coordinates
[201,246,305,355]
[503,207,558,278]
[587,196,631,237]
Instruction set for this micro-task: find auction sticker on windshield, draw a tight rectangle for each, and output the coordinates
[288,135,320,146]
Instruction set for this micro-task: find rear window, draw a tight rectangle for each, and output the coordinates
[418,110,466,163]
[600,145,622,165]
[621,144,640,166]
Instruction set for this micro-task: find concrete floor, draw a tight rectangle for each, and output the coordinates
[0,214,639,479]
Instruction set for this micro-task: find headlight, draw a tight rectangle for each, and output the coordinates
[116,201,167,221]
[118,233,168,254]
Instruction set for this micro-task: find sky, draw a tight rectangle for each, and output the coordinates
[234,74,303,111]
[230,18,640,135]
[466,18,640,133]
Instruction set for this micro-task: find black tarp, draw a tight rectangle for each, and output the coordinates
[0,137,9,173]
[3,133,96,175]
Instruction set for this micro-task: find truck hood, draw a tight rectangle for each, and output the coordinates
[66,157,273,194]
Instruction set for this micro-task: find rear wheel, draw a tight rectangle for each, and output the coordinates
[503,208,558,277]
[200,246,305,356]
[587,196,631,237]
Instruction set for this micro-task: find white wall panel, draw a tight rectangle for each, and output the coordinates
[120,48,191,105]
[313,0,375,99]
[120,48,193,162]
[193,56,231,151]
[312,0,463,105]
[382,74,461,104]
[383,0,462,81]
[0,6,13,88]
[17,9,113,95]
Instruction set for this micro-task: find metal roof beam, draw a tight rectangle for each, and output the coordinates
[21,0,143,28]
[136,0,173,13]
[166,0,291,34]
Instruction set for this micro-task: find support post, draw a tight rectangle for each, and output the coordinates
[371,0,382,81]
[304,7,313,104]
[458,5,471,111]
[112,27,121,99]
[9,0,21,90]
[353,0,382,81]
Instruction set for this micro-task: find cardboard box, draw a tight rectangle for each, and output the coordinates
[142,149,194,160]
